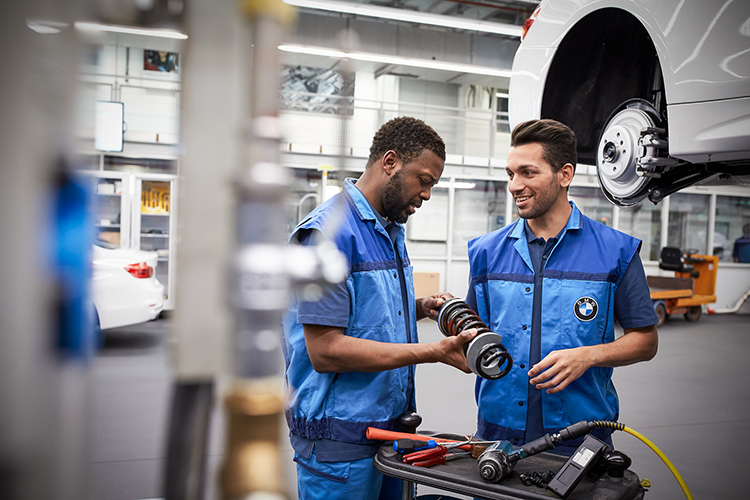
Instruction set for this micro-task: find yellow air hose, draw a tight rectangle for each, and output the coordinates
[590,420,693,500]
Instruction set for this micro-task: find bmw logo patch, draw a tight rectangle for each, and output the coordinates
[574,297,598,322]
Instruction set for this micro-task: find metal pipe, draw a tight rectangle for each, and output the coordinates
[220,1,297,498]
[708,288,750,314]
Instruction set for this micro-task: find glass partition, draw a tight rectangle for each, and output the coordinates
[569,186,614,226]
[451,179,507,257]
[667,193,710,255]
[715,195,750,262]
[618,201,663,262]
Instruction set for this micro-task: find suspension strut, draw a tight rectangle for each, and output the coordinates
[437,298,512,379]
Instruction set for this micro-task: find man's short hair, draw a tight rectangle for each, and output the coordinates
[744,223,750,235]
[367,116,446,168]
[511,119,577,173]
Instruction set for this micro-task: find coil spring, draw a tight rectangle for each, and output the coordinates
[438,299,492,337]
[438,298,513,380]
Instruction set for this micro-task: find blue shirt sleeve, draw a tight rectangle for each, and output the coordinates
[295,229,351,328]
[614,252,659,329]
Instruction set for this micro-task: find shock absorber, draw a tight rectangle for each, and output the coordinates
[437,298,512,379]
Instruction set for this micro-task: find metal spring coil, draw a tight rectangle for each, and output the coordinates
[437,298,513,379]
[438,299,491,337]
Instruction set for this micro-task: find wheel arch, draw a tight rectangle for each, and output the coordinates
[540,8,666,165]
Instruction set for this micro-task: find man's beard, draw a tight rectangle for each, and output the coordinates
[381,170,411,224]
[517,175,562,220]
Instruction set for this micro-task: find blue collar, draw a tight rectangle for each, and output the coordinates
[343,177,400,238]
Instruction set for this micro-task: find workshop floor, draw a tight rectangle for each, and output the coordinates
[89,313,749,500]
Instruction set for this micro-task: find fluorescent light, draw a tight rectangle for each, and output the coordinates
[75,21,188,40]
[284,0,522,37]
[436,181,477,189]
[279,44,512,78]
[27,20,68,34]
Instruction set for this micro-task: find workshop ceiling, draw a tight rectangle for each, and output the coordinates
[284,0,539,88]
[364,0,537,25]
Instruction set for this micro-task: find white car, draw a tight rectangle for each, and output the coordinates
[509,0,750,206]
[92,240,164,330]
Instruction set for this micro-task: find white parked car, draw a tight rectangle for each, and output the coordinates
[510,0,750,206]
[92,240,164,330]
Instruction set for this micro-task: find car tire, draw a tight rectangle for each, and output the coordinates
[684,306,702,322]
[654,302,667,327]
[93,306,103,350]
[597,99,661,207]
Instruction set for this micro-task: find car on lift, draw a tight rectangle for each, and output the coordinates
[509,0,750,206]
[92,240,164,330]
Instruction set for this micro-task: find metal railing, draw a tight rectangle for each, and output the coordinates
[279,89,510,159]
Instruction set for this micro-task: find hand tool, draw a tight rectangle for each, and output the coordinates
[367,427,496,452]
[402,436,493,464]
[393,438,437,454]
[411,451,472,468]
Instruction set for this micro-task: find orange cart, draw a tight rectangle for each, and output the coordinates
[647,247,718,326]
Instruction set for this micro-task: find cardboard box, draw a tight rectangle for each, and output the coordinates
[413,272,440,298]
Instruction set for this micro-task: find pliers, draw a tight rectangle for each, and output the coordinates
[403,446,471,467]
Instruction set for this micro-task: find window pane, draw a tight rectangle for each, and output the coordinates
[618,202,663,261]
[406,187,449,257]
[715,195,750,263]
[667,193,710,255]
[452,179,507,257]
[569,186,614,227]
[286,169,346,233]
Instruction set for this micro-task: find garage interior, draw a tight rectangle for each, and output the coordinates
[1,1,749,500]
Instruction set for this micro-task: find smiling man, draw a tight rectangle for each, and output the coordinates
[465,119,659,456]
[282,117,477,500]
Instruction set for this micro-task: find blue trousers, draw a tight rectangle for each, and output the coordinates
[294,448,402,500]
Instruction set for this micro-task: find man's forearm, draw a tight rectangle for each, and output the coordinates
[303,323,475,374]
[308,333,439,373]
[589,325,658,368]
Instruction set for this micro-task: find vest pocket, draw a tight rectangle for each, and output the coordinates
[559,280,611,347]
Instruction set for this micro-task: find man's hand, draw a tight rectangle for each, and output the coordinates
[433,328,478,373]
[528,346,594,394]
[528,325,658,394]
[417,292,454,321]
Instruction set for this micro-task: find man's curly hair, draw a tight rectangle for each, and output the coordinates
[367,116,446,168]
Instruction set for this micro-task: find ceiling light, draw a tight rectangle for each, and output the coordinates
[27,20,68,34]
[74,21,188,39]
[436,181,477,190]
[284,0,522,37]
[279,44,512,78]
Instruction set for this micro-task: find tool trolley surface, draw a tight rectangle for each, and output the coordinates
[374,443,644,500]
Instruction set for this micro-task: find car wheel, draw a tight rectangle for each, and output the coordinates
[597,99,660,207]
[684,306,702,322]
[93,307,103,350]
[654,302,667,327]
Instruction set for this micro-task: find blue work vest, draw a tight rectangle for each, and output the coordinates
[282,179,417,446]
[468,202,641,446]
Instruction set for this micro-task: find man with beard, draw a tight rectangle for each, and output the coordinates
[282,117,477,499]
[466,119,658,456]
